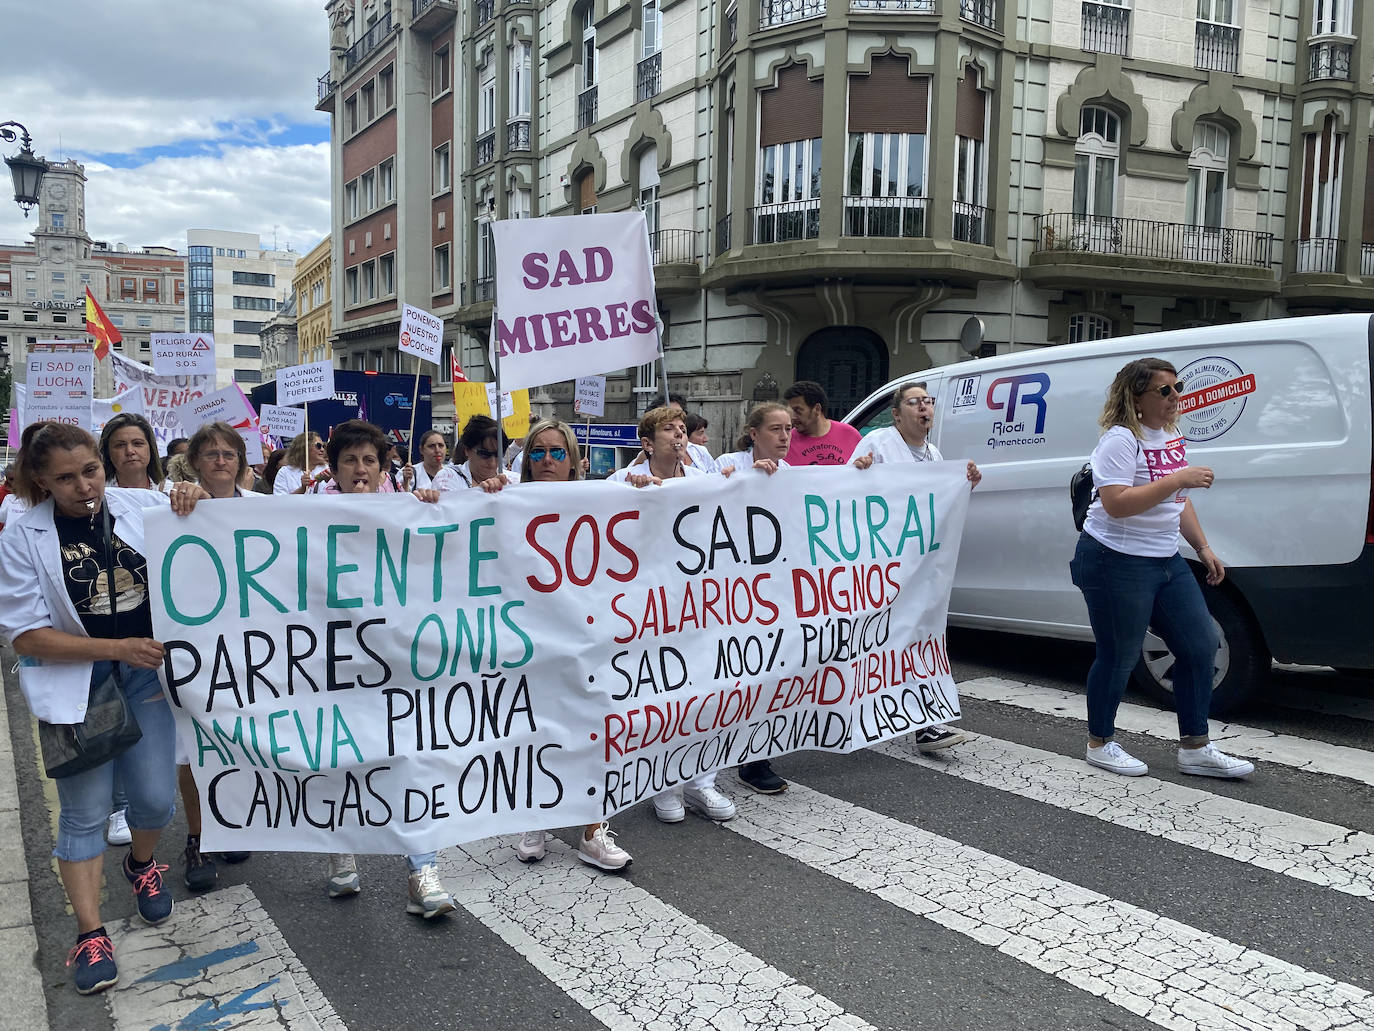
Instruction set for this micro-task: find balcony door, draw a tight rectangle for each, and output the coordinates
[1072,106,1121,253]
[1184,121,1229,262]
[795,327,888,423]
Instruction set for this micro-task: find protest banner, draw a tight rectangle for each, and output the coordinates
[490,212,661,392]
[7,383,26,449]
[573,375,606,417]
[92,386,146,434]
[276,361,335,406]
[173,383,264,463]
[25,350,95,429]
[398,305,443,366]
[111,352,213,449]
[259,403,307,439]
[452,381,530,440]
[146,464,971,855]
[151,333,216,377]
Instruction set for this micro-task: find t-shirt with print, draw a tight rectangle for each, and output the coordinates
[53,508,154,639]
[785,421,863,466]
[1083,424,1188,558]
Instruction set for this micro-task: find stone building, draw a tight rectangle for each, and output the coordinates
[259,292,300,379]
[293,236,334,368]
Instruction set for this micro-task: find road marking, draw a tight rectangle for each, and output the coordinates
[441,836,874,1031]
[871,732,1374,898]
[107,883,346,1031]
[957,677,1374,787]
[724,786,1374,1031]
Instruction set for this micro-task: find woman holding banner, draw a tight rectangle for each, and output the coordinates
[433,416,519,491]
[100,413,168,493]
[273,431,328,495]
[403,429,449,490]
[0,422,208,995]
[479,419,634,871]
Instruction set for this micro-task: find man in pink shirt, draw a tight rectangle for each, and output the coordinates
[784,381,862,466]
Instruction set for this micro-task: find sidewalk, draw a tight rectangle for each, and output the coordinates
[0,660,52,1031]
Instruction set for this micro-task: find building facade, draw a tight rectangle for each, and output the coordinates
[259,292,300,378]
[293,236,334,367]
[0,160,187,389]
[315,0,1374,446]
[185,229,298,388]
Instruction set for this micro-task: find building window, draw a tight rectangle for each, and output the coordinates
[51,271,65,282]
[1186,121,1230,232]
[642,0,662,57]
[1195,0,1239,73]
[434,244,451,291]
[1082,0,1131,56]
[581,5,598,90]
[1312,0,1351,35]
[379,253,395,295]
[638,147,661,241]
[1296,115,1345,272]
[122,278,136,290]
[362,81,376,122]
[232,271,276,287]
[362,260,377,301]
[953,68,988,245]
[1073,106,1121,224]
[477,215,496,283]
[23,311,38,322]
[845,60,928,238]
[81,273,92,284]
[233,344,262,359]
[345,180,359,220]
[345,97,358,135]
[24,270,35,280]
[479,54,496,135]
[1068,313,1113,343]
[233,295,276,311]
[361,169,377,212]
[755,64,823,243]
[144,278,158,291]
[434,143,451,193]
[137,316,152,328]
[53,312,68,324]
[508,186,532,219]
[233,320,265,334]
[235,369,263,384]
[511,42,532,117]
[379,64,395,109]
[345,266,360,305]
[433,46,451,96]
[578,171,598,215]
[380,158,395,203]
[52,213,65,229]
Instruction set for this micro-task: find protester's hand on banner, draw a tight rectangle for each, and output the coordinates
[168,482,210,515]
[476,476,508,493]
[627,473,662,488]
[966,461,982,488]
[412,488,440,503]
[854,454,876,471]
[752,459,782,475]
[117,638,166,669]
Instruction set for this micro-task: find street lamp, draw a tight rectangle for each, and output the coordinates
[0,121,46,217]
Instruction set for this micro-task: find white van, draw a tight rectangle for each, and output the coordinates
[844,314,1374,713]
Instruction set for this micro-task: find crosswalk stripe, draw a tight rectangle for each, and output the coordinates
[440,836,875,1031]
[870,732,1374,898]
[957,677,1374,787]
[722,785,1374,1031]
[106,883,346,1031]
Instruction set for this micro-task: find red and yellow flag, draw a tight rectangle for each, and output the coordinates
[84,287,121,361]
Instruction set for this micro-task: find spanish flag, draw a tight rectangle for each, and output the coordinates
[84,287,120,361]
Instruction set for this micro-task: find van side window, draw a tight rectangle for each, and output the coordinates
[851,400,894,436]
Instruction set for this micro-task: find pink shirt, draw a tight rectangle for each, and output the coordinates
[785,421,862,466]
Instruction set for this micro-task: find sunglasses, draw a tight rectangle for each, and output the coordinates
[1144,380,1186,399]
[528,447,568,463]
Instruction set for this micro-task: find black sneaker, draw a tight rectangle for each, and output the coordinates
[738,760,788,794]
[123,853,174,926]
[915,725,969,753]
[183,836,218,892]
[67,930,117,995]
[215,851,252,864]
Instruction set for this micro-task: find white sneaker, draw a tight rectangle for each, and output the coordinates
[1178,743,1255,779]
[653,789,686,823]
[1085,741,1148,777]
[406,863,456,919]
[578,823,632,871]
[516,830,547,863]
[683,785,736,821]
[106,810,132,846]
[326,853,361,897]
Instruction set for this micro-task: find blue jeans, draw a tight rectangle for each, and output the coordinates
[53,663,177,862]
[1069,533,1216,742]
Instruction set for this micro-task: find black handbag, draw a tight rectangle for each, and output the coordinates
[37,502,143,780]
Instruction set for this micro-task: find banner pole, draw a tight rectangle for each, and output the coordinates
[407,354,421,460]
[656,319,669,407]
[492,308,504,443]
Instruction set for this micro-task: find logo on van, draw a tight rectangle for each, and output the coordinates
[986,374,1049,434]
[1176,357,1255,442]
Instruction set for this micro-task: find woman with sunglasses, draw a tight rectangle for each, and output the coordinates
[1071,358,1252,780]
[433,415,519,491]
[273,431,329,495]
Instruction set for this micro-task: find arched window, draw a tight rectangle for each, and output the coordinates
[1068,312,1113,343]
[1186,121,1229,231]
[638,146,661,243]
[1073,106,1120,220]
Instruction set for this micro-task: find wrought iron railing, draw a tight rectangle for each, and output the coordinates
[1081,1,1129,55]
[1308,40,1352,81]
[476,0,494,27]
[716,214,732,254]
[853,0,936,9]
[317,72,335,103]
[953,202,991,245]
[1035,212,1274,267]
[1363,243,1374,278]
[475,131,495,165]
[750,200,821,244]
[577,86,598,129]
[506,119,531,152]
[1293,238,1343,274]
[1194,21,1239,73]
[413,0,435,16]
[959,0,996,28]
[637,52,662,102]
[842,196,928,238]
[473,277,496,302]
[759,0,825,29]
[649,228,700,265]
[344,12,394,72]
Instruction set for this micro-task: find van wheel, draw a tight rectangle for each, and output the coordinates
[1130,584,1270,717]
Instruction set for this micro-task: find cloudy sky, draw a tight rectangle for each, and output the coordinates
[0,1,331,254]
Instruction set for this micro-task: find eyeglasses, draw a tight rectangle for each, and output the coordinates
[902,396,937,408]
[1144,380,1186,399]
[473,447,500,460]
[528,447,568,463]
[198,449,238,463]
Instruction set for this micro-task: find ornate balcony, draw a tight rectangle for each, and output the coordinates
[317,72,335,105]
[577,86,598,129]
[1194,21,1239,73]
[852,0,935,9]
[472,276,495,302]
[959,0,996,28]
[842,196,928,239]
[759,0,825,30]
[1081,1,1129,55]
[952,202,991,245]
[506,119,531,152]
[344,12,394,73]
[411,0,458,33]
[1308,40,1352,81]
[1363,243,1374,279]
[715,214,732,254]
[649,228,699,265]
[475,131,495,166]
[751,200,821,244]
[637,52,662,102]
[1293,238,1343,274]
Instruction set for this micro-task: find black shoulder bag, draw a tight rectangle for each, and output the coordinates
[38,502,143,780]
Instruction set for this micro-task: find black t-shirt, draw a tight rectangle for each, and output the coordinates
[53,507,154,640]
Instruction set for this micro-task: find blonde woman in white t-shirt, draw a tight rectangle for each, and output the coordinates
[1070,358,1253,781]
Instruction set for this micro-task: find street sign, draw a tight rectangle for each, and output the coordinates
[571,422,641,448]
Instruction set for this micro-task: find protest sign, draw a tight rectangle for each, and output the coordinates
[452,381,530,440]
[92,386,146,434]
[25,350,95,429]
[398,305,443,365]
[111,352,213,449]
[259,403,307,438]
[6,383,26,449]
[151,333,216,377]
[146,465,970,855]
[277,361,335,406]
[573,375,606,417]
[173,383,264,464]
[491,212,661,392]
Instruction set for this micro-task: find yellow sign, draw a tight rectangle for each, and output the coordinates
[452,381,532,440]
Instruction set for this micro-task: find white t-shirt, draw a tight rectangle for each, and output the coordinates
[413,464,443,490]
[714,450,791,475]
[1083,425,1188,558]
[0,493,31,530]
[273,464,328,495]
[849,426,943,465]
[432,462,520,492]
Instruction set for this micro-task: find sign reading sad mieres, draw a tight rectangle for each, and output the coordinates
[491,211,662,392]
